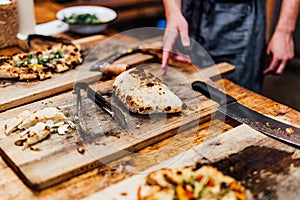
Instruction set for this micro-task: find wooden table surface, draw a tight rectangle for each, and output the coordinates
[0,0,300,199]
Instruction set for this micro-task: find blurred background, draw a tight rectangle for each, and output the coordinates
[50,0,300,111]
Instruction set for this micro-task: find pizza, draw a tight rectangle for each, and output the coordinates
[138,165,246,200]
[113,67,185,114]
[0,43,83,81]
[0,107,75,150]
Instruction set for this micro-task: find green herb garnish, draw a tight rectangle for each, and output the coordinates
[16,61,25,68]
[15,51,64,67]
[63,13,101,24]
[28,54,35,59]
[49,51,63,62]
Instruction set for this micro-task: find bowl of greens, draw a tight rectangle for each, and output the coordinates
[56,6,117,34]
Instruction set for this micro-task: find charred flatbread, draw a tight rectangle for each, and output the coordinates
[113,68,184,114]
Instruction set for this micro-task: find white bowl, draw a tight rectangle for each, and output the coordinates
[56,6,117,34]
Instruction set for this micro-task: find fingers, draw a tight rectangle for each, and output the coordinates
[162,29,178,75]
[162,49,170,75]
[263,58,287,75]
[178,24,190,47]
[275,60,287,74]
[162,65,168,76]
[263,58,279,75]
[163,29,178,52]
[171,51,191,63]
[161,17,190,75]
[265,32,294,75]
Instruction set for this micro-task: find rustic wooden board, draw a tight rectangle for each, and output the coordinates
[0,61,233,191]
[0,34,157,112]
[87,124,300,200]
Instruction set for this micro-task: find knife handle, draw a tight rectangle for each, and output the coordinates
[192,81,237,105]
[108,47,142,64]
[90,47,142,71]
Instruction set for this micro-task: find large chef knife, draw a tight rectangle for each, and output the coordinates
[192,81,300,147]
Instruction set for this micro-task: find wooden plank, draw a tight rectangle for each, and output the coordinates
[0,30,235,112]
[0,61,233,191]
[87,124,300,200]
[1,79,299,200]
[0,34,154,112]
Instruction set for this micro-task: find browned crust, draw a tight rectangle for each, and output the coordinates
[0,43,82,81]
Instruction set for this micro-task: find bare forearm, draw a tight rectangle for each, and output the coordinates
[163,0,182,19]
[162,0,190,74]
[264,0,300,75]
[275,0,300,34]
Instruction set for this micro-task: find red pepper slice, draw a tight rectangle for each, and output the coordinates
[197,174,204,181]
[207,178,215,187]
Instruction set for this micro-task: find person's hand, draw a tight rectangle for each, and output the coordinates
[264,30,295,75]
[162,12,190,75]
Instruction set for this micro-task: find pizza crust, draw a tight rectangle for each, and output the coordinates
[0,43,82,81]
[138,165,246,200]
[113,68,184,114]
[0,110,32,135]
[17,122,51,149]
[0,107,73,150]
[18,107,66,129]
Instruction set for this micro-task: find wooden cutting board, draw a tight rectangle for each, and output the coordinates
[0,34,156,112]
[87,124,300,200]
[0,60,234,191]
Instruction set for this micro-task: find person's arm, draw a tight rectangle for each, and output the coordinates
[162,0,190,74]
[264,0,300,75]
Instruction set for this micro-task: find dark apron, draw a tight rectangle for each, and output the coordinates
[181,0,266,92]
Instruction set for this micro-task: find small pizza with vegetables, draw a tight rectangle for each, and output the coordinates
[138,165,246,200]
[0,43,83,81]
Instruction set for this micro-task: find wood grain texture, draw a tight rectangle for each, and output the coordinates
[0,34,105,111]
[0,34,154,112]
[0,61,234,191]
[0,80,299,200]
[0,0,299,199]
[87,124,300,200]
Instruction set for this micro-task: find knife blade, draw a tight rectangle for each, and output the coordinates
[90,47,142,71]
[192,81,300,147]
[74,82,128,130]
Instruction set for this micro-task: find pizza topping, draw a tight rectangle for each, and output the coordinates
[138,165,246,200]
[0,43,82,81]
[207,178,215,187]
[176,185,193,200]
[58,124,69,135]
[0,110,32,135]
[196,174,204,181]
[221,182,228,189]
[17,122,52,149]
[0,107,75,150]
[18,107,66,129]
[229,182,241,191]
